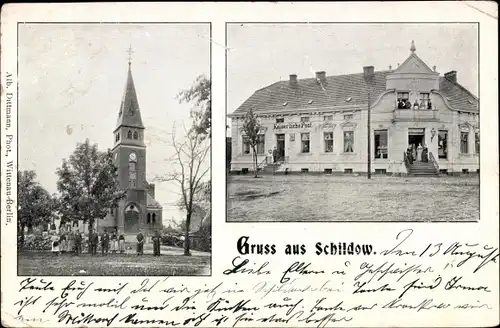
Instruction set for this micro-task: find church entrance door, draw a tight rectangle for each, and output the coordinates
[124,210,139,233]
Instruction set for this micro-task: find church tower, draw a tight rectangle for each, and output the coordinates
[112,47,148,236]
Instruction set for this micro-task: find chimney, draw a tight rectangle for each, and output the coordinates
[289,74,298,85]
[363,66,374,80]
[315,71,326,83]
[444,71,457,83]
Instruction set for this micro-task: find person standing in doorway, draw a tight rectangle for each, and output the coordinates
[152,230,161,257]
[416,143,423,161]
[406,146,413,164]
[136,230,144,255]
[412,144,417,162]
[422,146,429,162]
[272,146,278,163]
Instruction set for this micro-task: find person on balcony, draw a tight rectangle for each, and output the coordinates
[413,100,419,110]
[405,99,411,109]
[412,144,417,161]
[427,99,432,110]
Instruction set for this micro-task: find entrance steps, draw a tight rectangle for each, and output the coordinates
[260,162,283,174]
[408,161,439,176]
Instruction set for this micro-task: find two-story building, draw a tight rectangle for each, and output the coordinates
[228,41,479,175]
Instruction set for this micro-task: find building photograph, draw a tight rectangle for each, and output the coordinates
[17,23,211,275]
[226,23,479,222]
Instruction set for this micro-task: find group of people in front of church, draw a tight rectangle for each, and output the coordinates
[397,98,432,110]
[51,229,162,257]
[406,143,428,164]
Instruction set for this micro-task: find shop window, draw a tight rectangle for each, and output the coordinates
[324,168,333,174]
[301,168,309,173]
[460,132,469,154]
[242,136,250,155]
[397,92,410,109]
[374,130,388,159]
[300,116,310,123]
[343,131,354,153]
[375,169,387,175]
[475,132,480,154]
[324,132,333,152]
[301,133,310,153]
[257,135,265,155]
[438,130,448,159]
[344,168,353,174]
[324,115,333,121]
[276,118,284,123]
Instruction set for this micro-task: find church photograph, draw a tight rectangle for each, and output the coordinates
[226,23,479,222]
[17,23,211,276]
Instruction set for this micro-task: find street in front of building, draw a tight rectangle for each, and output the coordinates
[227,175,479,222]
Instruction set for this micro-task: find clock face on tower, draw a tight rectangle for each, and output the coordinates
[129,152,137,161]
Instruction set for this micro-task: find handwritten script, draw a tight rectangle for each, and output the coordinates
[8,230,498,327]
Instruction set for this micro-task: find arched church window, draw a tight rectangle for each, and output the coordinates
[152,213,156,225]
[129,152,137,188]
[147,213,151,224]
[133,131,139,140]
[127,130,132,139]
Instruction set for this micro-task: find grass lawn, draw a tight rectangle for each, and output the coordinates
[227,175,480,222]
[18,247,211,276]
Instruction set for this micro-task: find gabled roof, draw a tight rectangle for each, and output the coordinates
[233,71,478,114]
[233,71,391,114]
[395,53,436,74]
[146,193,162,209]
[116,64,144,130]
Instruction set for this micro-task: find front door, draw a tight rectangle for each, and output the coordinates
[408,128,425,162]
[276,134,285,161]
[124,211,139,233]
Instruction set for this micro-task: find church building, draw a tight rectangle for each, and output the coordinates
[229,41,479,176]
[99,55,163,236]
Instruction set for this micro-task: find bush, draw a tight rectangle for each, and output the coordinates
[23,234,52,251]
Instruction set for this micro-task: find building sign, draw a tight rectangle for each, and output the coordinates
[274,122,312,130]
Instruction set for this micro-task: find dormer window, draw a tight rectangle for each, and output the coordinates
[133,131,139,140]
[127,130,132,139]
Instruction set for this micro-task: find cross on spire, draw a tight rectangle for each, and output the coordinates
[127,45,134,66]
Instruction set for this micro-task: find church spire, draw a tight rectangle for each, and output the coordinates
[115,46,144,131]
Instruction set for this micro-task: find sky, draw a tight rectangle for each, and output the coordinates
[226,23,479,123]
[18,23,210,226]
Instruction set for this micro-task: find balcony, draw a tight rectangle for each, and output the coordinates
[392,108,439,122]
